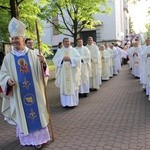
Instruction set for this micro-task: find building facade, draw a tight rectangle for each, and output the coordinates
[41,0,129,48]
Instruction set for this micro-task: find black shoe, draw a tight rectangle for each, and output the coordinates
[90,88,98,91]
[93,89,98,91]
[84,93,88,97]
[79,93,83,98]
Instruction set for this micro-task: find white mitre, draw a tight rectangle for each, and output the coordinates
[8,17,26,37]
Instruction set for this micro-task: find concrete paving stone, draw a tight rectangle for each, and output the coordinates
[145,141,150,146]
[111,147,122,150]
[137,143,145,148]
[95,146,104,150]
[97,141,106,147]
[60,146,72,150]
[120,143,129,149]
[145,145,150,150]
[70,145,81,150]
[129,142,138,149]
[88,141,98,147]
[85,146,96,150]
[108,137,115,142]
[103,145,113,150]
[109,133,117,138]
[55,142,65,148]
[2,65,150,150]
[113,142,122,148]
[138,139,145,143]
[130,136,138,140]
[121,139,130,145]
[138,135,146,140]
[105,140,114,147]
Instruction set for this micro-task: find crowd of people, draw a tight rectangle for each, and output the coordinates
[52,37,129,108]
[1,17,146,149]
[128,37,150,101]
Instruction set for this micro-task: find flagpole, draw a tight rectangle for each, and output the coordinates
[35,19,54,142]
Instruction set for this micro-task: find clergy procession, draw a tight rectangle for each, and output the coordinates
[2,0,150,149]
[128,37,150,102]
[2,15,150,150]
[52,37,126,108]
[0,17,131,149]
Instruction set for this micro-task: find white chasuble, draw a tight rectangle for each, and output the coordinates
[75,46,91,93]
[101,50,110,80]
[53,46,81,107]
[86,44,101,89]
[131,47,142,77]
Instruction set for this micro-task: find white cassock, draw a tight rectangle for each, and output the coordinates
[141,46,150,99]
[86,44,101,89]
[101,50,110,80]
[131,46,142,77]
[75,46,91,94]
[128,47,134,69]
[106,47,113,77]
[116,46,122,71]
[139,45,148,88]
[112,47,119,75]
[52,46,81,107]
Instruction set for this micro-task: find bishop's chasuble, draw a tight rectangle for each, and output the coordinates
[0,47,50,145]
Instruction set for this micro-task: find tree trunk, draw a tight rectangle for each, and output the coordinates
[74,34,77,47]
[10,0,18,18]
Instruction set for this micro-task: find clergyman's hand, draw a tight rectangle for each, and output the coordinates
[63,56,70,61]
[8,79,15,86]
[147,53,150,57]
[37,55,46,64]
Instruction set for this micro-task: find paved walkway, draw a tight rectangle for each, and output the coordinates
[1,65,150,150]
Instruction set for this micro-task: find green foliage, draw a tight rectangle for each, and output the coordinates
[46,59,55,71]
[40,0,111,45]
[145,7,150,37]
[0,0,50,55]
[127,0,140,4]
[129,17,134,33]
[145,24,150,37]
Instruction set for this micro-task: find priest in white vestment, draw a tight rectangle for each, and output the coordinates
[140,38,150,99]
[52,38,81,107]
[141,45,150,99]
[75,38,91,97]
[0,17,50,148]
[100,45,110,81]
[115,44,122,71]
[131,42,142,78]
[105,43,113,77]
[139,38,150,89]
[109,44,119,75]
[86,36,101,90]
[128,46,134,70]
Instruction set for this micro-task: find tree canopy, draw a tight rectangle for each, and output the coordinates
[40,0,111,45]
[0,0,50,55]
[145,7,150,37]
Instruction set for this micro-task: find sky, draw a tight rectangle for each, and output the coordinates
[128,0,150,33]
